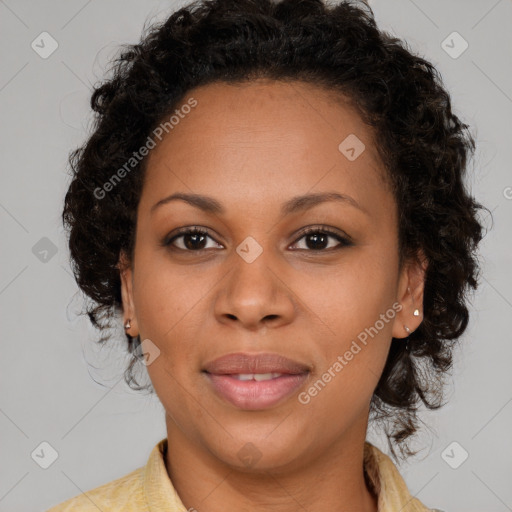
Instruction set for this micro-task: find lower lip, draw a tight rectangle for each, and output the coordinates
[205,372,309,410]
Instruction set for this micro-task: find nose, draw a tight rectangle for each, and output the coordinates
[213,249,296,332]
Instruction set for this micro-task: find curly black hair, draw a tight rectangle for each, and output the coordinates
[62,0,489,459]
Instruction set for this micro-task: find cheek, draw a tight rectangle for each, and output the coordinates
[130,249,223,404]
[145,355,209,447]
[297,295,395,427]
[296,250,397,399]
[301,246,398,336]
[132,248,206,338]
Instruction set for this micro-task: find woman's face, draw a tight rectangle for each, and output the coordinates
[120,79,425,471]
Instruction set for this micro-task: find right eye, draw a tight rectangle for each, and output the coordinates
[162,226,224,252]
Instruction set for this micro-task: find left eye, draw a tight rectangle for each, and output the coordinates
[290,227,351,251]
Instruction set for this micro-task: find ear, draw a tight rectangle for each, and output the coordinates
[118,250,139,337]
[392,249,428,339]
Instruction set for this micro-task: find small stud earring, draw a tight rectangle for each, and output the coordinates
[403,325,411,335]
[124,319,131,330]
[409,287,421,317]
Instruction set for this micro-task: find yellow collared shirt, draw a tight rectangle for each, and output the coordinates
[46,438,443,511]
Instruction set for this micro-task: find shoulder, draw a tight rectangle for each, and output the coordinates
[45,466,145,512]
[363,442,446,512]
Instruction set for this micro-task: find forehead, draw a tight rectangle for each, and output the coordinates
[141,79,390,215]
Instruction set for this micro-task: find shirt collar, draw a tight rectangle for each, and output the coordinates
[363,441,431,511]
[143,437,431,512]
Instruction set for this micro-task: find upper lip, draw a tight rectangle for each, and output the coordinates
[203,352,311,375]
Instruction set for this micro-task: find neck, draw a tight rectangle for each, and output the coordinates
[164,415,378,512]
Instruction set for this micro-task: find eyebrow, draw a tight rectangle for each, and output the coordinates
[150,191,367,216]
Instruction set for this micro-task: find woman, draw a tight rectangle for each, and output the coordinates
[47,0,486,510]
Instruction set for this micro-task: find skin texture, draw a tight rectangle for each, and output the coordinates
[119,79,426,512]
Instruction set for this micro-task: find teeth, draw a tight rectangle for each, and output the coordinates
[236,374,256,381]
[254,372,282,381]
[233,373,283,381]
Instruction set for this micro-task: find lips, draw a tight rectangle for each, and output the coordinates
[202,352,311,410]
[202,352,311,375]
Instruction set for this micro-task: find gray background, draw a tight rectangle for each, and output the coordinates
[1,1,511,511]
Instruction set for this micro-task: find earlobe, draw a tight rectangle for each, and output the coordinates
[118,251,139,336]
[392,250,428,339]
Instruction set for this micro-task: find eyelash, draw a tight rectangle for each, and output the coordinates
[162,225,353,253]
